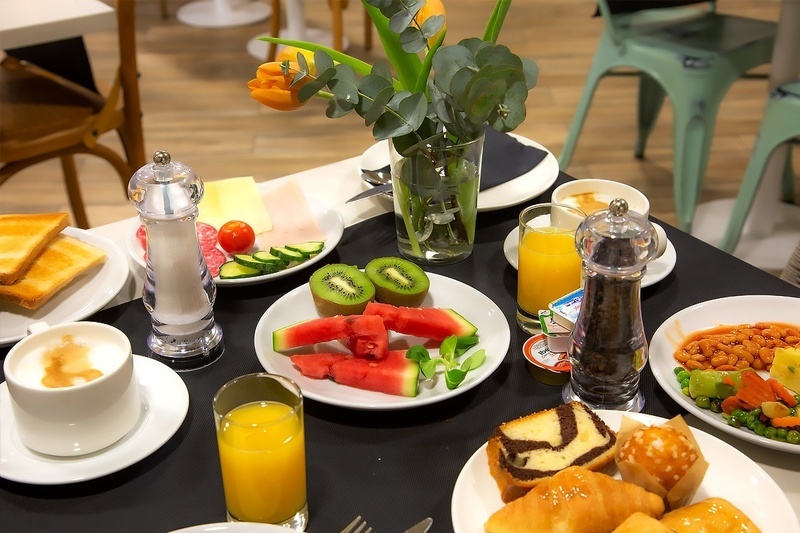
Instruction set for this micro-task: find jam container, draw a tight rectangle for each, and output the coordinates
[538,310,571,353]
[523,334,571,386]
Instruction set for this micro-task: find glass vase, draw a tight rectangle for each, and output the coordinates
[389,134,485,265]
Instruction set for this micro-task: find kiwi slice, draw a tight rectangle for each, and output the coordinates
[364,256,430,307]
[309,264,375,317]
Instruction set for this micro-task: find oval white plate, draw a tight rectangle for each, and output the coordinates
[451,410,800,533]
[125,195,344,287]
[502,226,677,289]
[0,355,189,484]
[358,134,560,212]
[0,227,129,347]
[254,273,511,410]
[170,523,291,533]
[650,295,800,453]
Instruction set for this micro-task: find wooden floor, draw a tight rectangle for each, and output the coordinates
[1,0,797,271]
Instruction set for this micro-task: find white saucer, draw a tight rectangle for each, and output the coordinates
[502,226,677,289]
[0,355,189,485]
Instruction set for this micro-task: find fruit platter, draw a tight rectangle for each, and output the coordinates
[650,294,800,453]
[254,261,511,410]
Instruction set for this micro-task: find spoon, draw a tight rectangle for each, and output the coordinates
[360,167,392,186]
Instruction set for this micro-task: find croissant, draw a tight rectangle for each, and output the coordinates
[612,512,672,532]
[659,498,761,533]
[485,466,665,533]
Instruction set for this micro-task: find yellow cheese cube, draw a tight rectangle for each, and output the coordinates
[198,176,272,234]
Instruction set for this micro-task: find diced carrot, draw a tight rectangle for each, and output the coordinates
[767,378,799,407]
[721,375,736,388]
[735,371,776,411]
[770,416,800,429]
[721,395,745,414]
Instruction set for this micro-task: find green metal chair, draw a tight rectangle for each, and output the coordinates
[558,0,776,231]
[718,80,800,253]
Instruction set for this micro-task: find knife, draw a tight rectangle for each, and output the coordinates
[345,183,393,203]
[402,517,433,533]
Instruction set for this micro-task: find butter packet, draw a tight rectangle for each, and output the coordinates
[615,415,709,510]
[548,288,582,329]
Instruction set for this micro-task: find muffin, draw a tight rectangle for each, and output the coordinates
[618,425,699,492]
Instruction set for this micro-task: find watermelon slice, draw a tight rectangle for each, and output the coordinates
[289,351,418,397]
[273,314,388,359]
[363,302,478,340]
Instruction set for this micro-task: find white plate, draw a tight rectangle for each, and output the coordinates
[125,195,345,287]
[450,410,800,533]
[0,355,189,484]
[254,273,511,410]
[170,523,291,533]
[0,227,129,347]
[650,295,800,454]
[502,226,677,289]
[358,134,560,212]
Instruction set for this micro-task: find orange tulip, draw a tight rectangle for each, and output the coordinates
[247,61,307,111]
[275,46,316,74]
[415,0,446,43]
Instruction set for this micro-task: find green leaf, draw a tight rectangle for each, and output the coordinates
[482,0,513,43]
[439,335,458,359]
[399,27,427,54]
[445,368,467,390]
[420,14,445,39]
[461,349,486,371]
[420,359,438,379]
[363,86,395,125]
[257,37,373,76]
[328,64,360,104]
[362,1,423,92]
[455,336,480,356]
[405,345,430,363]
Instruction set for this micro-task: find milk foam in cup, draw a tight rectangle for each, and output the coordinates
[3,321,141,456]
[552,179,668,259]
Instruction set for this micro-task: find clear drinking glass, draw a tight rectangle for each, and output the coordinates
[213,373,307,529]
[516,203,585,334]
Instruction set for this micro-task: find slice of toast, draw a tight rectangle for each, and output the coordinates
[0,212,70,284]
[0,234,106,310]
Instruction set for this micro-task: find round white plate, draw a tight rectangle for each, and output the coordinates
[450,410,800,533]
[254,273,511,410]
[125,195,345,287]
[358,134,560,212]
[0,227,129,347]
[0,355,189,484]
[650,295,800,454]
[502,226,677,289]
[171,523,291,533]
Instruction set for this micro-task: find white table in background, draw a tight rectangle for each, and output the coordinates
[692,0,800,271]
[176,0,271,28]
[0,0,115,49]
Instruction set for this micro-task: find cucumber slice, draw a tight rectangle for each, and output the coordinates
[219,261,262,279]
[233,254,266,270]
[286,241,324,257]
[252,251,287,269]
[270,246,306,263]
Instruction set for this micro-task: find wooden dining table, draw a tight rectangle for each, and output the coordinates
[1,144,799,531]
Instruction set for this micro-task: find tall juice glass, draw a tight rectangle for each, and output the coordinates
[213,373,307,529]
[516,203,585,334]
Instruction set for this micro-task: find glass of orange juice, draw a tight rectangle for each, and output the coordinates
[516,203,585,334]
[213,373,307,529]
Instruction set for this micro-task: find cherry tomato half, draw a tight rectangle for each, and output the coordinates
[218,220,256,254]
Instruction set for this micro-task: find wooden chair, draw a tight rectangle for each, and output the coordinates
[265,0,372,62]
[558,0,777,232]
[0,0,145,229]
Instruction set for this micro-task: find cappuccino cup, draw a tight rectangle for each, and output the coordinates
[552,179,668,259]
[3,321,141,456]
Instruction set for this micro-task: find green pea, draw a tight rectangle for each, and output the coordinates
[790,406,797,416]
[746,413,758,429]
[764,426,778,440]
[681,386,690,396]
[673,366,685,376]
[787,430,800,445]
[695,396,711,409]
[776,428,789,441]
[750,407,762,418]
[731,409,747,423]
[727,416,741,428]
[680,377,690,390]
[676,370,690,382]
[753,421,767,436]
[709,399,722,413]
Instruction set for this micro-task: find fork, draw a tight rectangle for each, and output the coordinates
[340,515,373,533]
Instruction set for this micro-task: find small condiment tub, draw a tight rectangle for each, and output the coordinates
[538,309,571,354]
[522,334,571,386]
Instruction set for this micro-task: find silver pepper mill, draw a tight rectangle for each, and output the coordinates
[128,150,223,370]
[562,198,660,411]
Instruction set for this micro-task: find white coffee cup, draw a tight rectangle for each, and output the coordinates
[552,179,668,259]
[3,321,141,456]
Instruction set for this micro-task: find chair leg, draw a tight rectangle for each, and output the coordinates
[60,155,89,229]
[558,61,608,169]
[635,73,666,159]
[268,0,281,62]
[329,0,345,52]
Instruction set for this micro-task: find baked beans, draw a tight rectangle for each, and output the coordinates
[673,322,800,372]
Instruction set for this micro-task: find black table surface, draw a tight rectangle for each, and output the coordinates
[2,172,799,533]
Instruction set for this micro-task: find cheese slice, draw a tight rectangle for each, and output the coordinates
[198,176,272,234]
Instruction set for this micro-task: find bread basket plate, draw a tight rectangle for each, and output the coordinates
[254,273,511,410]
[0,227,128,347]
[358,134,559,212]
[125,195,344,287]
[502,224,677,288]
[650,295,800,453]
[450,410,799,533]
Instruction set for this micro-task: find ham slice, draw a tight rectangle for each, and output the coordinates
[255,179,327,249]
